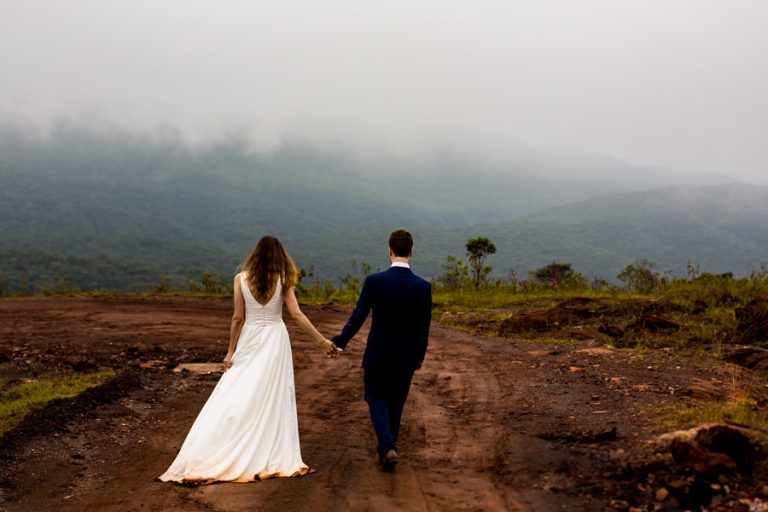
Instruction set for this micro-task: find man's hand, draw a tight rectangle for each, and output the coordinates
[322,339,341,359]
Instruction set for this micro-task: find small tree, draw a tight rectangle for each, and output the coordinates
[533,262,574,284]
[531,261,587,289]
[465,237,496,287]
[617,259,669,293]
[153,275,173,294]
[201,271,226,294]
[439,255,470,289]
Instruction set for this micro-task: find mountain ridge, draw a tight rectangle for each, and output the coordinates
[0,125,763,292]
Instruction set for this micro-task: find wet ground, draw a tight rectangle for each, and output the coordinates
[0,296,759,511]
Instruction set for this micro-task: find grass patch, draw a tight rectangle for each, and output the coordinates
[667,399,768,432]
[0,369,117,435]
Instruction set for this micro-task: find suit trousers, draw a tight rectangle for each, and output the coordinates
[363,367,414,457]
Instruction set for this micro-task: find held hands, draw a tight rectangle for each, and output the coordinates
[321,338,341,359]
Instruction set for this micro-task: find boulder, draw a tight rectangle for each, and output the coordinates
[669,439,737,478]
[695,424,759,472]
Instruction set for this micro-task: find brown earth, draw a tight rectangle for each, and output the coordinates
[0,296,766,511]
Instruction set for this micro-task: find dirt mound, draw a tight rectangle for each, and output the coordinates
[498,298,686,340]
[500,297,613,335]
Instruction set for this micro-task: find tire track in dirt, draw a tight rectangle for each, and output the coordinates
[185,312,524,512]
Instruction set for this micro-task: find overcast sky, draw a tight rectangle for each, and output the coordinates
[1,0,766,178]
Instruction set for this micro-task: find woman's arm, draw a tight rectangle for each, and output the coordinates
[224,274,246,369]
[284,286,338,356]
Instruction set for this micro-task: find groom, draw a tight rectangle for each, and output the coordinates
[331,229,432,472]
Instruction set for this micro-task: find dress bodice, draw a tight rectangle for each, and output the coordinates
[240,272,284,326]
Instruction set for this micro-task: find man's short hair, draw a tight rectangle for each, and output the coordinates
[389,229,413,257]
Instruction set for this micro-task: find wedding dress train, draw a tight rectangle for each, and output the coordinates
[158,273,311,483]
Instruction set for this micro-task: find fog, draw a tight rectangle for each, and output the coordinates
[1,0,767,179]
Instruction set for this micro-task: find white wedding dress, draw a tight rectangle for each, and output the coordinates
[158,272,311,484]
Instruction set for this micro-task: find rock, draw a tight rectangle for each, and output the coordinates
[609,499,629,510]
[669,439,737,478]
[172,363,225,374]
[598,323,625,338]
[723,345,768,375]
[67,358,98,372]
[626,315,680,334]
[578,347,614,356]
[683,378,726,400]
[735,297,768,344]
[655,487,670,501]
[695,424,759,472]
[139,359,166,369]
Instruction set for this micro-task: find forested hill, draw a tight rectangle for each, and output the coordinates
[425,184,768,281]
[0,124,756,293]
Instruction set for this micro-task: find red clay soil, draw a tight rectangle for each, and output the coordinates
[0,296,758,511]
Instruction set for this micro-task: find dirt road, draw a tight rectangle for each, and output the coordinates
[0,297,739,511]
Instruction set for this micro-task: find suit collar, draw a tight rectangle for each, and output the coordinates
[387,266,413,274]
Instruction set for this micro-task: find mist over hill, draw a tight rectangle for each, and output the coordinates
[0,123,759,293]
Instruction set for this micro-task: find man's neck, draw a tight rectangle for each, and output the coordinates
[390,258,410,268]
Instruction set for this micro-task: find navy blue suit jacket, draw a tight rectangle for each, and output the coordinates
[332,266,432,371]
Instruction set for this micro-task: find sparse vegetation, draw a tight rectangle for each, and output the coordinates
[295,261,373,304]
[436,255,470,290]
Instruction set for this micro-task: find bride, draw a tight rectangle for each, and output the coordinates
[158,236,337,484]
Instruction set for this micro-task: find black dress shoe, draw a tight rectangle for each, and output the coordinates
[380,450,398,472]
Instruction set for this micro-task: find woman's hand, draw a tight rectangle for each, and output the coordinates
[321,338,340,359]
[223,352,234,370]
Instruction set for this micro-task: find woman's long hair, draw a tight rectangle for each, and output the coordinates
[241,236,298,302]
